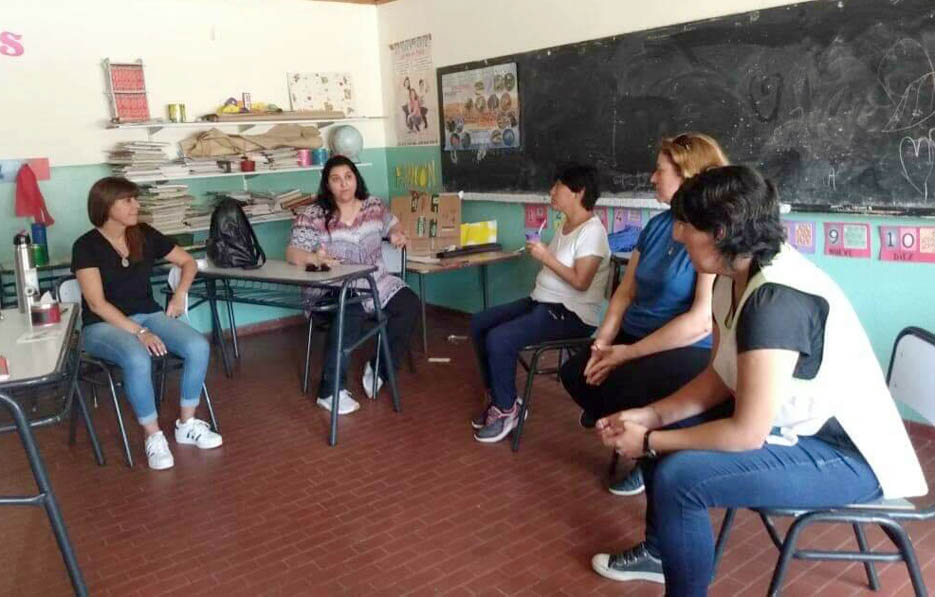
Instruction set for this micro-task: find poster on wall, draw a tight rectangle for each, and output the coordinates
[441,62,519,151]
[390,34,438,146]
[593,207,609,231]
[782,220,816,253]
[823,222,871,258]
[612,208,642,232]
[879,226,935,263]
[287,72,357,116]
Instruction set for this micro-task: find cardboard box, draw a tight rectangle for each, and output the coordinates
[391,191,461,256]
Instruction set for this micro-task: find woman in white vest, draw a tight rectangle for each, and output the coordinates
[589,165,927,595]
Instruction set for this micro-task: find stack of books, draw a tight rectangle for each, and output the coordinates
[107,141,173,180]
[137,183,194,232]
[246,148,299,171]
[184,157,225,176]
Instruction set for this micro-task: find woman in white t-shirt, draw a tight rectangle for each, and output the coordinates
[470,164,610,443]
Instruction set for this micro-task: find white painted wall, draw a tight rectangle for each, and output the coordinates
[1,0,385,166]
[376,0,810,147]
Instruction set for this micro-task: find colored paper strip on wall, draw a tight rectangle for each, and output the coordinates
[824,222,870,258]
[879,226,935,263]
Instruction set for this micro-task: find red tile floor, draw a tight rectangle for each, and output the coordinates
[2,309,935,596]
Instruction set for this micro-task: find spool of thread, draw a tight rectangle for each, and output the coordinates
[312,147,329,165]
[297,149,311,167]
[30,302,61,327]
[30,222,49,266]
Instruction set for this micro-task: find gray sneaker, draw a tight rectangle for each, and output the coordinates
[473,404,519,443]
[471,396,522,429]
[608,464,645,496]
[591,542,664,584]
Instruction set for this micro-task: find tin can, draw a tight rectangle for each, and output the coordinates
[296,149,311,167]
[312,147,329,165]
[167,103,186,123]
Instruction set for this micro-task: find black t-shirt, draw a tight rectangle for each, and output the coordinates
[71,224,175,326]
[735,282,857,453]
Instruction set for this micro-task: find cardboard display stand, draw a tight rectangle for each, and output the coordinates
[391,191,460,256]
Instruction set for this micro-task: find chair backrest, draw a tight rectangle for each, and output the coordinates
[381,241,407,277]
[56,276,82,305]
[887,326,935,426]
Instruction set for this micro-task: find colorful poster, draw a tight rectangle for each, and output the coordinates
[441,62,519,151]
[782,220,816,253]
[287,72,357,116]
[879,226,935,263]
[390,34,438,146]
[524,203,548,229]
[0,158,50,183]
[594,207,609,231]
[824,222,871,258]
[612,208,642,232]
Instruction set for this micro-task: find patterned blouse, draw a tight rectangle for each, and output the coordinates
[289,196,406,312]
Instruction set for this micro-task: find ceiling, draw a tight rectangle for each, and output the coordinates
[308,0,400,4]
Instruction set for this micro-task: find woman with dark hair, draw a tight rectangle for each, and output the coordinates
[560,133,728,496]
[286,155,419,415]
[470,164,610,443]
[590,165,926,595]
[72,177,220,471]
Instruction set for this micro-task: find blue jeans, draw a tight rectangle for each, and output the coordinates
[82,311,210,424]
[470,298,594,410]
[641,405,882,596]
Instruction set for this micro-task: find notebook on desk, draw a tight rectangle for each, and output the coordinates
[435,242,502,259]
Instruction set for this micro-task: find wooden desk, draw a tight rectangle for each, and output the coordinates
[0,304,99,597]
[193,260,398,446]
[406,250,523,353]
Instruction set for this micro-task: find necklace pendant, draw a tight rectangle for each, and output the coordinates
[121,257,129,268]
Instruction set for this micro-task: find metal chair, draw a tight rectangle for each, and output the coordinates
[510,336,594,452]
[57,276,219,468]
[712,326,935,596]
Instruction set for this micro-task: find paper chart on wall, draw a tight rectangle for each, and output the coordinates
[441,62,519,151]
[287,72,357,116]
[593,207,609,231]
[879,226,935,262]
[612,208,642,232]
[781,220,816,253]
[390,34,438,146]
[823,222,870,258]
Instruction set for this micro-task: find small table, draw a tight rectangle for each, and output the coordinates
[192,260,399,446]
[406,250,523,353]
[0,305,103,597]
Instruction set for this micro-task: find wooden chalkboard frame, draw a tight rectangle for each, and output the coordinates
[437,0,935,215]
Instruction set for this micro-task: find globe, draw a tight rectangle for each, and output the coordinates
[330,125,364,161]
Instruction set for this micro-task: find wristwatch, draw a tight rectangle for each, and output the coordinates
[135,327,149,337]
[642,430,658,459]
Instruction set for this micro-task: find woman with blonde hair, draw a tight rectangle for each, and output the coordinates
[560,133,728,494]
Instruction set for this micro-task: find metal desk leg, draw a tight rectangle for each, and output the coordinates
[481,264,489,309]
[303,315,314,395]
[418,272,428,354]
[0,393,89,597]
[328,283,352,446]
[206,279,232,377]
[73,384,105,466]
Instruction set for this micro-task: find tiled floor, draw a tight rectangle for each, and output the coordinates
[2,309,934,596]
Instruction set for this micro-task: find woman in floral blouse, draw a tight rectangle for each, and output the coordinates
[286,155,420,415]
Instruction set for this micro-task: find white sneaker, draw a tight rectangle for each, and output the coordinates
[175,418,223,449]
[316,389,360,415]
[362,362,384,399]
[145,431,174,470]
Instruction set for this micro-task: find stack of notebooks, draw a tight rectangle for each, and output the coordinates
[184,157,225,176]
[245,148,299,171]
[107,141,173,180]
[137,183,194,232]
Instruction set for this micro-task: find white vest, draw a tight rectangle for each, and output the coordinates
[712,244,927,499]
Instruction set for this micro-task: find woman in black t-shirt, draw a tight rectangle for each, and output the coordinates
[72,177,222,470]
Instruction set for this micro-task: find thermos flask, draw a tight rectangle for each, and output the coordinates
[13,231,39,312]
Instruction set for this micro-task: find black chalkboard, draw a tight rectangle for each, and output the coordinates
[437,0,935,214]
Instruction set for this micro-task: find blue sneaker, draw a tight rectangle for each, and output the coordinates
[474,404,520,443]
[591,542,664,584]
[608,464,644,496]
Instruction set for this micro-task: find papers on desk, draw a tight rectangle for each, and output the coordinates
[17,327,65,344]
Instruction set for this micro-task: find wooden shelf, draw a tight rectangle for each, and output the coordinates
[108,116,385,135]
[126,162,372,184]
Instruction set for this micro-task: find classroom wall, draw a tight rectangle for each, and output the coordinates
[376,0,935,371]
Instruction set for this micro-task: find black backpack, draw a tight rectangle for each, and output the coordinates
[206,199,266,269]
